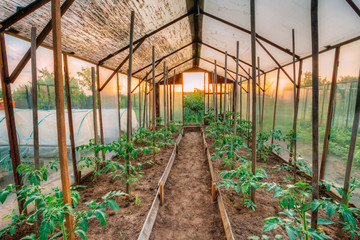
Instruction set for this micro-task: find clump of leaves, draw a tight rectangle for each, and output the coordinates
[218,161,268,211]
[256,130,284,162]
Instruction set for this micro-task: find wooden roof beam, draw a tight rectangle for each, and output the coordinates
[345,0,360,17]
[98,10,195,65]
[201,10,300,59]
[0,0,51,32]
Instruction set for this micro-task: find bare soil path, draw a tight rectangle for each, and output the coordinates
[150,131,225,240]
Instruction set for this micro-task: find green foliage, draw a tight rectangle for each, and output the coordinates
[256,130,284,162]
[218,161,268,211]
[184,91,204,123]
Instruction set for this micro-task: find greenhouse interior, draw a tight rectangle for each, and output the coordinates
[0,0,360,239]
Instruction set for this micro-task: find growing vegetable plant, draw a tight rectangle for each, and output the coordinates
[256,130,284,162]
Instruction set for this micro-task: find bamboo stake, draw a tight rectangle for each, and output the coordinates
[173,70,175,122]
[164,62,167,130]
[152,47,156,130]
[234,41,239,134]
[96,65,104,160]
[311,0,320,229]
[51,0,74,237]
[224,51,227,121]
[271,69,280,146]
[182,74,184,125]
[91,67,98,153]
[117,73,121,137]
[215,60,218,121]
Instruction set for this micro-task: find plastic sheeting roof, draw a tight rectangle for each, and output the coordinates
[1,0,359,82]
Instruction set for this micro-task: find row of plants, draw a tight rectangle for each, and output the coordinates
[0,120,180,239]
[204,113,360,240]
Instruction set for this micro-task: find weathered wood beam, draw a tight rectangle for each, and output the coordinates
[8,0,75,83]
[201,10,300,59]
[345,0,360,17]
[256,39,294,84]
[0,0,51,32]
[0,32,25,213]
[63,54,79,184]
[51,0,74,237]
[311,0,320,229]
[99,38,145,91]
[99,11,194,65]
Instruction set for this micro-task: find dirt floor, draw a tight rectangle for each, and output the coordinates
[0,134,179,240]
[205,133,358,240]
[150,131,225,240]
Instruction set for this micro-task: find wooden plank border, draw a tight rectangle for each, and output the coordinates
[200,127,235,240]
[137,128,184,240]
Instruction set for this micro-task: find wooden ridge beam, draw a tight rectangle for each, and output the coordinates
[98,10,195,65]
[8,0,75,84]
[201,10,300,59]
[0,0,51,32]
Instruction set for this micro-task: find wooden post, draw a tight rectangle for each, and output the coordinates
[271,69,280,145]
[169,74,172,122]
[213,71,216,117]
[311,0,319,229]
[234,41,239,134]
[0,33,25,214]
[51,0,74,237]
[290,29,296,180]
[224,51,227,121]
[91,67,98,152]
[212,182,217,202]
[96,65,104,158]
[247,69,250,123]
[257,57,261,130]
[208,73,210,114]
[139,80,142,128]
[117,73,122,137]
[166,70,169,125]
[173,69,175,122]
[250,0,257,203]
[163,62,167,130]
[31,27,40,170]
[261,73,266,126]
[343,69,360,199]
[143,74,148,128]
[152,47,156,130]
[319,47,340,180]
[346,82,353,127]
[182,74,184,125]
[127,10,134,140]
[215,60,218,121]
[126,10,135,195]
[240,75,243,120]
[160,181,164,206]
[220,82,223,116]
[63,54,79,184]
[204,72,206,117]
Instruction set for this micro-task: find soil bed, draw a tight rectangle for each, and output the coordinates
[1,133,179,240]
[150,131,225,240]
[204,131,357,240]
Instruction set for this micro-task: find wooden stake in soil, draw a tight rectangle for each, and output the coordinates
[290,29,297,183]
[117,73,122,137]
[250,0,257,203]
[152,46,156,130]
[212,182,217,202]
[51,0,74,237]
[215,60,218,121]
[160,181,164,206]
[310,0,320,229]
[64,54,79,184]
[234,41,239,135]
[182,74,184,125]
[96,65,105,161]
[343,69,360,199]
[224,51,227,122]
[91,67,99,156]
[31,27,40,170]
[163,61,167,130]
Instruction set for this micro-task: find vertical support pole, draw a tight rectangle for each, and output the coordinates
[247,69,250,123]
[234,41,239,134]
[166,70,169,125]
[173,69,175,122]
[346,83,353,127]
[311,0,319,229]
[261,73,266,125]
[152,46,156,130]
[215,61,218,121]
[204,72,206,118]
[240,76,243,120]
[319,47,340,180]
[117,73,121,137]
[220,81,223,116]
[257,57,261,131]
[96,65,104,158]
[207,73,210,113]
[182,73,184,125]
[163,62,167,129]
[139,80,142,128]
[170,74,173,122]
[51,0,74,237]
[31,27,40,170]
[224,51,227,121]
[143,74,148,128]
[343,69,360,199]
[0,33,25,214]
[127,10,134,140]
[63,54,79,184]
[290,29,297,180]
[271,69,280,145]
[250,0,257,203]
[213,71,216,118]
[91,67,98,150]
